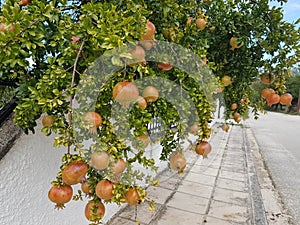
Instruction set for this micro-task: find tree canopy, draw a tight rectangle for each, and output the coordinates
[0,0,299,223]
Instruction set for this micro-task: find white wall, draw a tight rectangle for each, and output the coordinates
[0,119,125,225]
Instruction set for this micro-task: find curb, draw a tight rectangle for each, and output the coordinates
[243,127,268,225]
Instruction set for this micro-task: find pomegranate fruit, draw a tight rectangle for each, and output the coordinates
[95,180,114,200]
[136,96,147,110]
[195,141,212,158]
[188,123,199,135]
[8,24,15,33]
[19,0,31,6]
[112,81,139,105]
[62,161,88,185]
[83,112,102,133]
[71,36,80,45]
[221,75,232,86]
[234,116,242,123]
[125,188,140,206]
[280,93,293,106]
[81,180,91,195]
[221,124,230,132]
[169,152,186,172]
[42,115,55,127]
[0,24,5,32]
[139,40,154,50]
[90,151,110,170]
[266,93,280,106]
[142,86,159,103]
[85,201,105,222]
[48,185,73,209]
[111,158,126,175]
[230,103,238,110]
[233,112,240,119]
[129,45,146,63]
[157,62,173,71]
[141,21,156,40]
[133,134,150,150]
[260,72,275,85]
[195,18,207,30]
[261,88,275,99]
[187,17,193,25]
[229,37,242,50]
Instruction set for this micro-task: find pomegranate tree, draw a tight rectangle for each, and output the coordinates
[1,0,299,223]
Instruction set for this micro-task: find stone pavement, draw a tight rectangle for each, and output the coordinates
[106,123,290,225]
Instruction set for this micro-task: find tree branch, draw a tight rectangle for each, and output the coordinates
[68,40,85,153]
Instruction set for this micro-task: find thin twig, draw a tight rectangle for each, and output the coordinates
[67,40,85,153]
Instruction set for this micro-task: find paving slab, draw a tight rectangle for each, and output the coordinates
[207,200,249,223]
[213,187,249,206]
[166,191,209,214]
[216,177,248,192]
[177,180,214,199]
[184,172,217,186]
[118,203,163,224]
[203,216,247,225]
[154,207,203,225]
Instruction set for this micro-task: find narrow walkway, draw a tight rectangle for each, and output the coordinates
[106,125,265,225]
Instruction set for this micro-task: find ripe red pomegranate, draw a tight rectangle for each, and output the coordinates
[136,96,147,110]
[157,62,173,71]
[90,151,110,170]
[112,81,139,105]
[195,141,212,158]
[195,18,207,30]
[85,201,105,222]
[230,103,238,110]
[48,185,73,209]
[260,72,275,84]
[19,0,31,6]
[261,88,275,99]
[266,93,280,106]
[71,36,80,45]
[111,158,126,175]
[125,188,140,206]
[0,24,5,32]
[95,180,114,200]
[169,152,186,172]
[129,46,146,64]
[142,86,159,103]
[81,180,91,195]
[141,21,156,40]
[83,112,102,133]
[280,93,293,106]
[62,161,88,185]
[134,134,150,150]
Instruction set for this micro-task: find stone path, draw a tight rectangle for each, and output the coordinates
[106,124,288,225]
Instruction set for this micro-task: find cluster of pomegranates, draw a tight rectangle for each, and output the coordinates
[48,153,141,222]
[259,72,293,107]
[127,20,174,71]
[261,88,292,107]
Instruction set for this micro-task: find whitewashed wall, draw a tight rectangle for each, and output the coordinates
[0,118,172,225]
[0,119,125,225]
